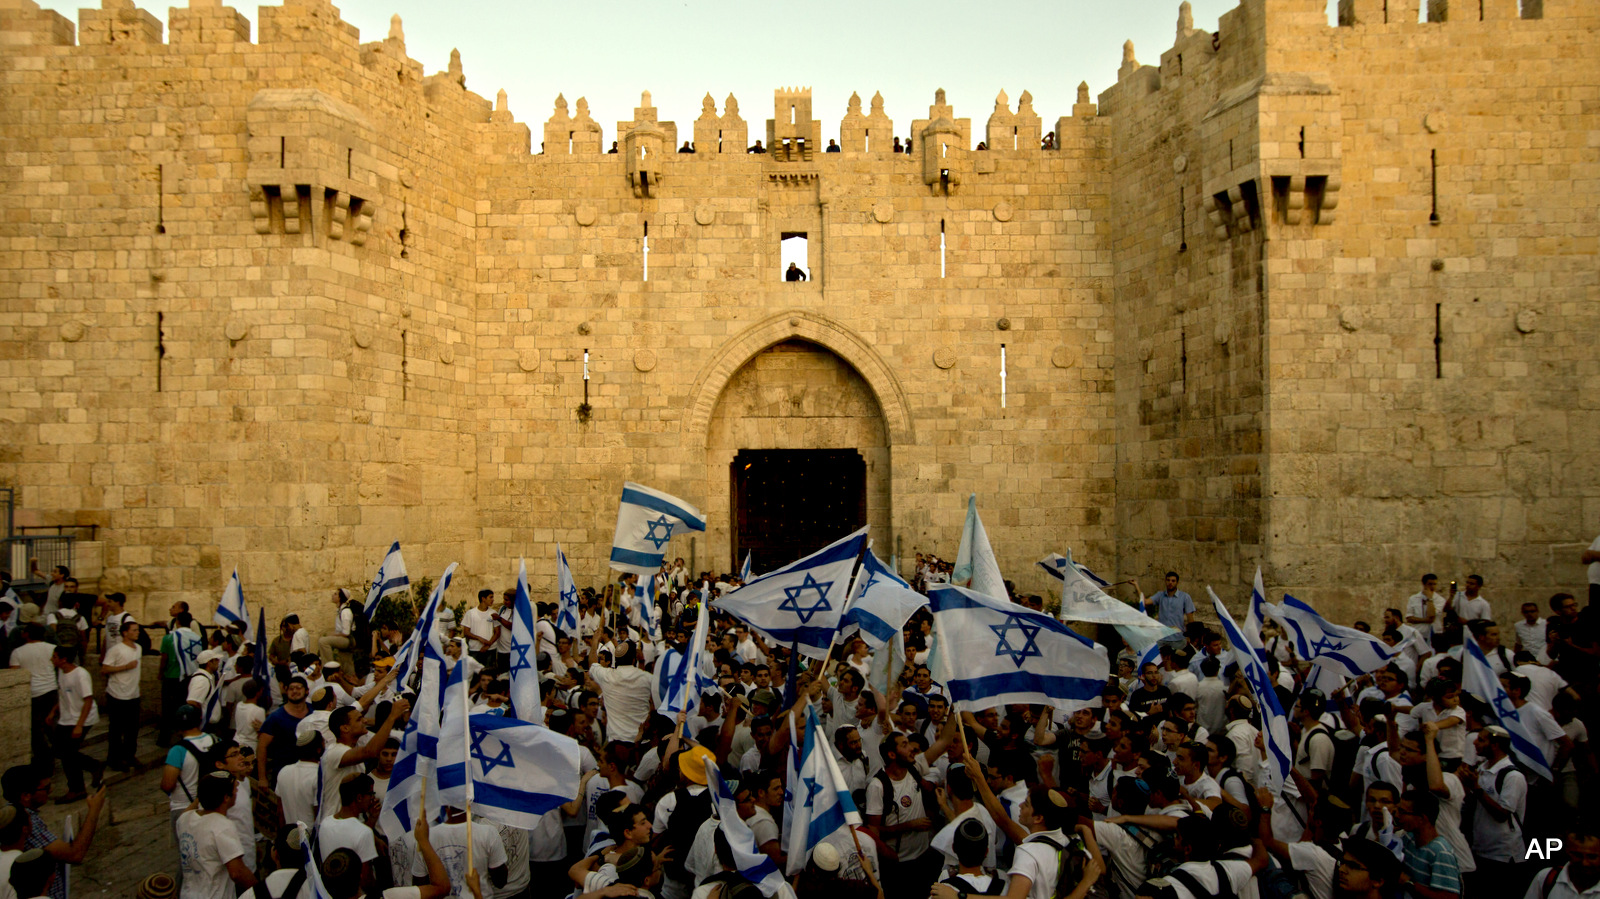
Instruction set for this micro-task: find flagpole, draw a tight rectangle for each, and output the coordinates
[819,542,871,683]
[460,636,475,878]
[930,607,975,762]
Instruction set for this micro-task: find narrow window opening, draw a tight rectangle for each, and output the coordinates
[942,142,948,159]
[790,104,796,125]
[642,221,650,282]
[1178,185,1187,252]
[279,136,285,168]
[1419,0,1430,22]
[780,232,809,282]
[717,129,723,153]
[569,131,574,153]
[865,131,871,154]
[346,148,352,178]
[1429,149,1440,225]
[1299,127,1306,158]
[1012,126,1018,151]
[940,219,946,278]
[156,164,165,234]
[1434,303,1443,377]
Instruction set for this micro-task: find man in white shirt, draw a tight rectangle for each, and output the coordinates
[100,592,133,655]
[462,590,499,666]
[275,730,324,828]
[318,699,409,821]
[1454,575,1492,624]
[865,733,936,890]
[1467,727,1528,897]
[101,618,144,771]
[1501,673,1573,772]
[1406,574,1448,648]
[175,773,256,898]
[413,806,508,899]
[187,648,227,729]
[318,773,381,889]
[1514,603,1549,662]
[1175,741,1224,815]
[48,646,102,801]
[587,641,654,744]
[13,626,57,768]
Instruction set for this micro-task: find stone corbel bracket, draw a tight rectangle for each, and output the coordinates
[245,89,388,246]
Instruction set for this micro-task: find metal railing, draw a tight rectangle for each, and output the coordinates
[4,534,75,588]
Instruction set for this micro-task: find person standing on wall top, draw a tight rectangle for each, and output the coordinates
[1149,571,1195,629]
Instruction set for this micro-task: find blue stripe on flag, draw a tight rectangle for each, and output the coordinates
[849,609,898,644]
[945,671,1105,705]
[931,587,1095,646]
[619,487,707,530]
[610,546,665,569]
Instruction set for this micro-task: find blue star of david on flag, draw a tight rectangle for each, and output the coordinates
[644,514,675,550]
[802,776,825,805]
[471,724,517,777]
[990,614,1044,667]
[508,631,533,676]
[778,573,833,624]
[1310,635,1347,655]
[1493,693,1522,723]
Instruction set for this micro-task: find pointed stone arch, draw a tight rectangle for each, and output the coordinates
[681,310,915,447]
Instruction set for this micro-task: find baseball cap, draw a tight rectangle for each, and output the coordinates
[196,649,226,667]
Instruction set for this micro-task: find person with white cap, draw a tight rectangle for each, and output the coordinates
[275,728,324,829]
[187,648,227,731]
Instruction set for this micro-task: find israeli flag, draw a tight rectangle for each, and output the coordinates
[713,528,867,661]
[1135,639,1163,677]
[928,584,1107,714]
[253,607,276,711]
[636,575,662,644]
[953,494,1007,601]
[609,482,706,577]
[1209,587,1294,793]
[705,765,795,899]
[379,564,457,837]
[741,551,753,582]
[657,595,713,721]
[556,544,581,639]
[1243,567,1269,645]
[1462,632,1554,780]
[866,630,907,698]
[297,822,336,899]
[1055,550,1175,656]
[785,704,861,875]
[213,568,249,637]
[839,548,927,650]
[173,626,204,679]
[363,541,410,620]
[507,559,541,722]
[1268,594,1397,680]
[438,712,583,830]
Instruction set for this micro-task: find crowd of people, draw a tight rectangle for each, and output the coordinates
[1,546,1599,899]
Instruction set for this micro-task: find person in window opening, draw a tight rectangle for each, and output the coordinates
[976,141,987,151]
[679,141,695,154]
[748,140,766,154]
[608,141,619,154]
[1043,132,1057,150]
[893,136,903,153]
[785,263,808,282]
[826,139,840,153]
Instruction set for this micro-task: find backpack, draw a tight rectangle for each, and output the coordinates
[1034,833,1111,899]
[52,611,81,651]
[1137,861,1239,899]
[943,873,1007,896]
[872,768,943,838]
[1120,821,1182,880]
[253,869,307,899]
[1534,866,1562,899]
[1329,729,1361,799]
[662,785,713,882]
[1255,856,1313,899]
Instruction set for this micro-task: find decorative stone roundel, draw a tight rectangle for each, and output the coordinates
[224,319,249,341]
[634,349,657,372]
[872,201,894,224]
[1051,345,1078,369]
[1339,308,1362,332]
[518,349,541,372]
[694,205,715,226]
[1214,323,1231,346]
[574,205,597,227]
[439,345,455,365]
[59,320,85,342]
[1515,309,1538,334]
[933,347,958,370]
[1173,155,1188,174]
[353,330,373,349]
[993,202,1014,223]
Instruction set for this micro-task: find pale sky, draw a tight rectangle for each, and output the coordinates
[29,0,1334,145]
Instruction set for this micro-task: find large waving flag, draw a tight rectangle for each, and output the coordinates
[252,606,276,711]
[1462,632,1553,780]
[839,549,927,650]
[713,528,867,661]
[213,568,249,637]
[785,704,861,874]
[1268,594,1397,680]
[953,494,1007,601]
[363,541,410,620]
[379,564,457,837]
[555,544,580,638]
[1208,587,1293,792]
[1055,550,1175,656]
[705,765,794,898]
[438,714,582,829]
[609,482,707,577]
[928,584,1107,714]
[657,594,713,721]
[508,559,541,722]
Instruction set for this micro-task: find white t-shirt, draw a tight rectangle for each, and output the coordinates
[103,641,142,700]
[1562,718,1589,774]
[1471,758,1527,863]
[275,761,321,827]
[319,744,358,821]
[176,810,244,899]
[411,821,507,899]
[931,804,998,869]
[319,815,379,863]
[1406,591,1446,643]
[865,770,930,861]
[226,780,256,873]
[1433,771,1475,874]
[57,664,99,729]
[187,671,221,724]
[1516,701,1568,769]
[1285,842,1337,899]
[1162,858,1256,899]
[290,629,310,655]
[165,732,219,811]
[1517,664,1568,711]
[1515,618,1549,661]
[495,823,531,899]
[335,606,354,638]
[1182,773,1223,810]
[462,607,497,648]
[234,703,266,749]
[260,870,312,899]
[590,664,654,742]
[102,611,131,654]
[1010,830,1071,899]
[12,642,58,698]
